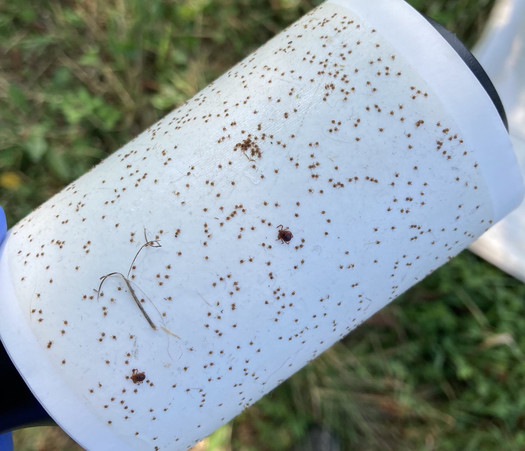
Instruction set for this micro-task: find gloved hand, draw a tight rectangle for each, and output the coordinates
[0,206,6,245]
[0,206,13,451]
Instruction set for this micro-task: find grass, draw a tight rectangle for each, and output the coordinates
[2,0,524,449]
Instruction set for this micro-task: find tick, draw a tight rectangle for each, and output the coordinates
[131,369,146,384]
[277,225,293,244]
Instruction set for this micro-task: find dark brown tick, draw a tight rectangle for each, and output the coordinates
[277,225,293,244]
[131,369,146,384]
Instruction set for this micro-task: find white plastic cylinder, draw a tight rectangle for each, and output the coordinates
[0,0,523,449]
[469,0,525,281]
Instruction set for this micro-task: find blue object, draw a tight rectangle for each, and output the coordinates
[0,207,6,244]
[0,432,13,451]
[0,208,12,451]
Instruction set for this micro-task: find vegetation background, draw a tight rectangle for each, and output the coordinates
[1,0,524,449]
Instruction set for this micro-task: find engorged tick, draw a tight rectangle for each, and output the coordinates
[131,369,146,384]
[276,225,293,244]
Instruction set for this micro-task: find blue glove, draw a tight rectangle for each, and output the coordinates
[0,207,13,451]
[0,206,6,245]
[0,209,12,448]
[0,432,13,451]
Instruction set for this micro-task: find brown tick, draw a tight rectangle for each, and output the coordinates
[131,369,146,384]
[277,225,293,244]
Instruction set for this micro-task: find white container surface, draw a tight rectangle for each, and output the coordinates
[470,0,525,281]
